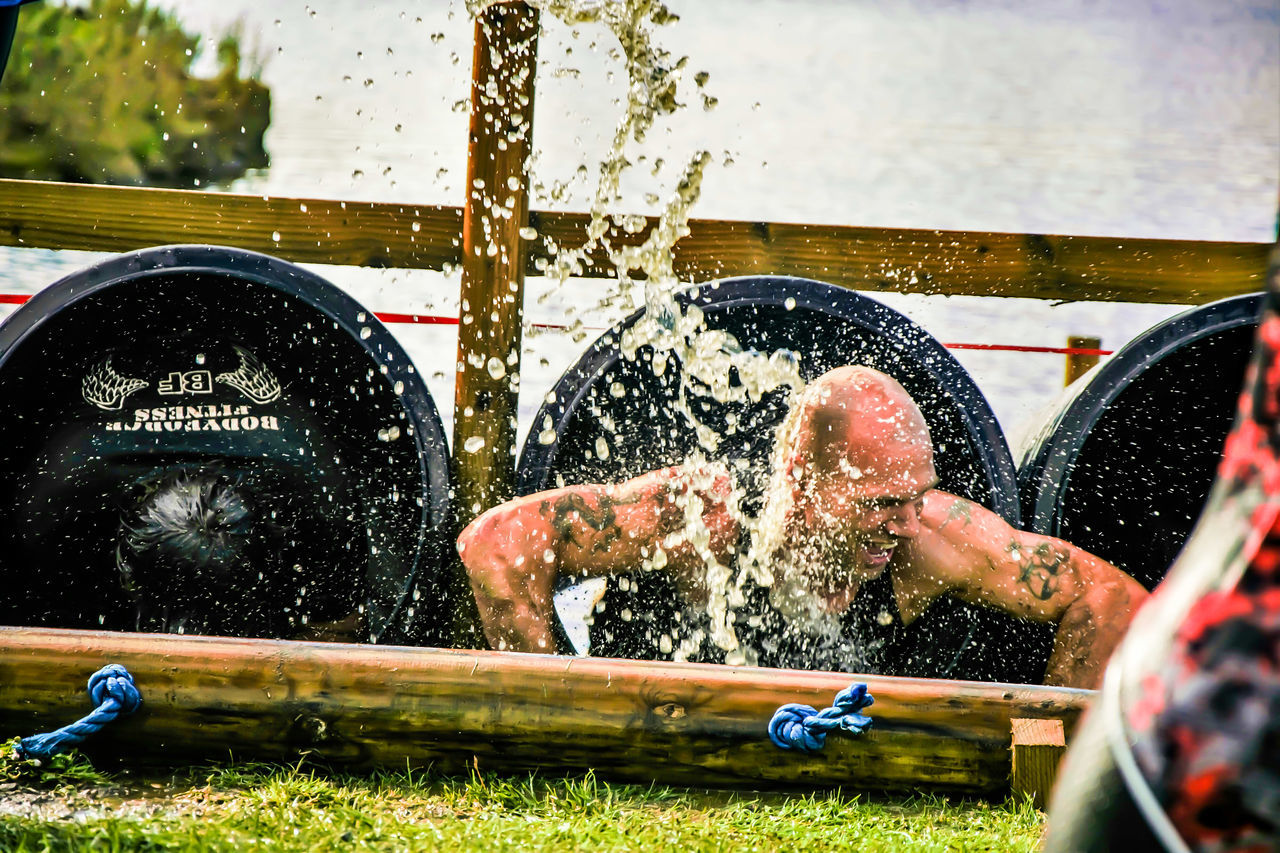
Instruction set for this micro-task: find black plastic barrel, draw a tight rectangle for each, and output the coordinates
[1016,293,1262,591]
[518,275,1046,683]
[0,245,454,645]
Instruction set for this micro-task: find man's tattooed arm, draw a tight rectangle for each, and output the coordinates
[902,491,1149,687]
[1003,535,1145,688]
[1009,540,1071,601]
[542,492,625,553]
[540,470,724,559]
[458,466,739,654]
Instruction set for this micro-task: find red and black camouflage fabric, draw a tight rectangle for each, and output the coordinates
[1045,246,1280,853]
[1125,263,1280,851]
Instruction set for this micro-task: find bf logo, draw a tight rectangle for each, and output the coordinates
[157,370,213,396]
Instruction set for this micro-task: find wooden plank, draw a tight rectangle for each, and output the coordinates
[650,219,1270,306]
[1,179,1269,305]
[1010,717,1067,808]
[0,626,1092,794]
[0,178,462,270]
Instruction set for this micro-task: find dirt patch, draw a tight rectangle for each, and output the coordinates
[0,779,195,821]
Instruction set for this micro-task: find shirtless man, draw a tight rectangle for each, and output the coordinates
[459,365,1148,689]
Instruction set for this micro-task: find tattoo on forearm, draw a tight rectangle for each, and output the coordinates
[941,498,973,529]
[1010,540,1070,600]
[541,491,648,554]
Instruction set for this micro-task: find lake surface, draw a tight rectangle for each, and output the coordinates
[3,0,1277,446]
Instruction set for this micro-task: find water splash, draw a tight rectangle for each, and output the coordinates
[468,0,807,659]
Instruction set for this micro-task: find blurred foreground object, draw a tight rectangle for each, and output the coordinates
[1044,244,1280,852]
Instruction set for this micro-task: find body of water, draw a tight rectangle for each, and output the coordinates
[2,0,1277,447]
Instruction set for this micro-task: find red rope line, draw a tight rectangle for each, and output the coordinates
[1,294,1114,356]
[943,341,1113,356]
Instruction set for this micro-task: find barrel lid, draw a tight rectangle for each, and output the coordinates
[0,244,453,645]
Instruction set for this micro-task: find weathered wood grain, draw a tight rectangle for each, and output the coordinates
[1010,717,1067,808]
[0,178,462,270]
[0,626,1092,793]
[452,2,539,528]
[1,179,1268,305]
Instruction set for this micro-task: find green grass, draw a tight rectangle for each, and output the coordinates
[0,743,1045,852]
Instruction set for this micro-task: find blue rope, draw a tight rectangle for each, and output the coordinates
[16,664,142,761]
[768,682,874,753]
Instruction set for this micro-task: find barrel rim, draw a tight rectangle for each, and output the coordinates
[1017,291,1264,538]
[518,274,1020,523]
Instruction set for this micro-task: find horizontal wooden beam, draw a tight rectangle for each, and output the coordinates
[0,626,1092,793]
[0,178,462,270]
[0,179,1269,304]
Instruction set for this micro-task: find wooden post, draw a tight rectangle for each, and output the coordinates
[449,2,539,643]
[452,2,539,523]
[1065,335,1102,386]
[1010,717,1067,808]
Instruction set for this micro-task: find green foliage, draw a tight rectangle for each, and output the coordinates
[0,759,1047,852]
[0,0,270,186]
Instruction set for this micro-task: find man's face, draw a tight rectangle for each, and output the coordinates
[794,450,936,575]
[779,397,939,610]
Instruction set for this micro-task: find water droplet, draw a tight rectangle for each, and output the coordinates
[195,353,206,365]
[464,436,485,453]
[784,297,796,310]
[360,327,372,340]
[486,357,506,380]
[271,231,281,242]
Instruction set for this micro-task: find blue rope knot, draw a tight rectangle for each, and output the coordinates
[768,682,873,753]
[17,664,142,761]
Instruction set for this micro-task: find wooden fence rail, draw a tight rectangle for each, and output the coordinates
[1,178,1270,305]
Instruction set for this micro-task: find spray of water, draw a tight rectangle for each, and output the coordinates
[468,0,809,662]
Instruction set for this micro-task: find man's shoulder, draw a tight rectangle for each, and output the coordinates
[919,490,986,532]
[906,490,1017,580]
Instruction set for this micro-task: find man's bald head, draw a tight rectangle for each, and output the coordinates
[778,366,938,497]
